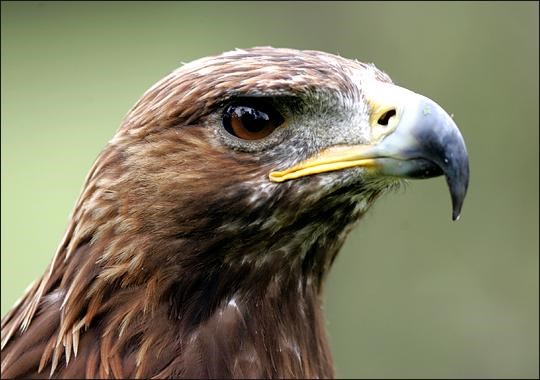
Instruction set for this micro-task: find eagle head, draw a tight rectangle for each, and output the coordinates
[1,47,469,379]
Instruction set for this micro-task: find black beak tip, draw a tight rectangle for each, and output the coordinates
[452,206,462,221]
[448,167,469,222]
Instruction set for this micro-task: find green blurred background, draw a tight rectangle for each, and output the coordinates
[1,1,538,378]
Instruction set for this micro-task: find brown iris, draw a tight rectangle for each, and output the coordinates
[222,101,284,140]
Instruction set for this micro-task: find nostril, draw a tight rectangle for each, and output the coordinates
[377,109,396,126]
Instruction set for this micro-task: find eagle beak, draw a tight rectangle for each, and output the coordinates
[269,81,469,221]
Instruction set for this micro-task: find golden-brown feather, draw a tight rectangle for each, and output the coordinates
[2,47,393,378]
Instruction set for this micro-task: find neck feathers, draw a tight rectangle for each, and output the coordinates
[2,140,373,378]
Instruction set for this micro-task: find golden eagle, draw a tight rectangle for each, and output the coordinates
[1,47,469,379]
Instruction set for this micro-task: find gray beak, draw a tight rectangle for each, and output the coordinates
[365,84,469,220]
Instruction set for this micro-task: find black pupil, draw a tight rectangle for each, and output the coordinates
[233,106,270,133]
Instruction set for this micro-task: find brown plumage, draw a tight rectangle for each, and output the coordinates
[1,47,469,379]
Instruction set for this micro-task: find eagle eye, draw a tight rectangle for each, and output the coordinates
[222,101,284,140]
